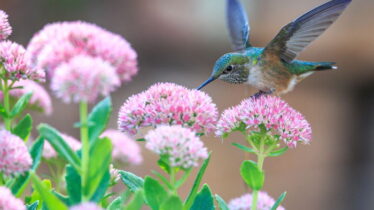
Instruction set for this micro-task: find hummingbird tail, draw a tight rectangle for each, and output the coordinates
[313,62,337,71]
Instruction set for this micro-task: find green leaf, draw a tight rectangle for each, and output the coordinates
[12,137,44,197]
[232,143,256,154]
[160,195,183,210]
[119,171,144,192]
[184,153,211,210]
[124,190,144,210]
[151,170,172,190]
[136,138,145,142]
[90,170,110,202]
[30,173,68,210]
[12,114,32,141]
[38,124,81,171]
[268,147,288,157]
[10,92,32,117]
[27,201,39,210]
[65,165,81,204]
[240,160,264,191]
[88,97,112,145]
[0,103,8,118]
[107,196,123,210]
[175,168,192,189]
[157,158,171,174]
[51,191,70,205]
[144,177,168,210]
[190,184,214,210]
[271,192,287,210]
[214,194,229,210]
[83,137,112,199]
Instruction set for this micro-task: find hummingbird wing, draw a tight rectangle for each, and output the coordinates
[227,0,251,51]
[262,0,351,63]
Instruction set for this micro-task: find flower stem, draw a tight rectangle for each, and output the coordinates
[169,168,177,194]
[80,101,89,201]
[2,79,11,130]
[251,134,266,210]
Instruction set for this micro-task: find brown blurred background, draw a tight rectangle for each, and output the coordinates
[2,0,374,209]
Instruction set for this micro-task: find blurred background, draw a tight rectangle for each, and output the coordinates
[2,0,374,209]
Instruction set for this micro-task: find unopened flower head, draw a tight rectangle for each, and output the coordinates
[0,41,45,81]
[0,186,26,210]
[43,133,81,159]
[0,130,32,176]
[1,80,52,115]
[51,55,120,103]
[228,192,285,210]
[101,129,142,165]
[145,125,208,169]
[0,10,11,40]
[70,202,103,210]
[118,83,218,135]
[216,95,311,148]
[27,21,138,81]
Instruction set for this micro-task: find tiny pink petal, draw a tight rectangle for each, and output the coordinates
[0,186,26,210]
[228,191,285,210]
[0,10,11,40]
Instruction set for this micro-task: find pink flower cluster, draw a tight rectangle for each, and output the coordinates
[43,133,81,159]
[228,192,285,210]
[0,10,11,40]
[0,186,26,210]
[145,125,208,169]
[27,21,138,81]
[70,202,103,210]
[118,83,218,135]
[0,130,32,176]
[101,129,142,165]
[216,96,311,148]
[0,80,52,115]
[0,41,45,81]
[50,55,120,103]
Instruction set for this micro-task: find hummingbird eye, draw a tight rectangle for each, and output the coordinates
[223,65,233,74]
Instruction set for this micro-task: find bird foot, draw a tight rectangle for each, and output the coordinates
[251,90,273,99]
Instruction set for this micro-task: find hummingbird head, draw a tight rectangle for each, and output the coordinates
[197,53,249,90]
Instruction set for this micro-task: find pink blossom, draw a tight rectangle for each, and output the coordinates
[70,202,103,210]
[0,130,32,176]
[101,129,142,165]
[27,21,138,81]
[0,186,26,210]
[228,192,285,210]
[0,10,11,40]
[43,133,81,159]
[145,125,208,169]
[0,41,45,81]
[216,96,311,148]
[0,80,53,115]
[118,83,218,135]
[50,55,120,103]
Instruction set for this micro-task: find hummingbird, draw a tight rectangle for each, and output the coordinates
[197,0,352,96]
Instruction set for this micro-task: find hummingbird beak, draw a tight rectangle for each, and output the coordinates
[196,77,216,90]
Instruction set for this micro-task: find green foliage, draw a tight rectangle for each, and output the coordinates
[190,184,214,210]
[26,201,39,210]
[232,143,256,154]
[184,153,211,210]
[157,158,171,174]
[124,190,144,210]
[107,196,123,210]
[271,192,287,210]
[119,171,144,192]
[160,196,183,210]
[0,103,7,118]
[38,124,81,171]
[29,174,68,210]
[214,194,229,210]
[90,170,110,202]
[52,190,70,205]
[12,114,32,141]
[83,137,112,199]
[240,160,264,191]
[151,170,172,190]
[144,177,168,210]
[10,92,32,117]
[12,137,44,197]
[268,147,288,157]
[88,97,112,145]
[65,165,81,204]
